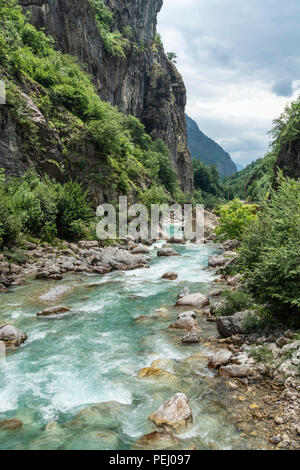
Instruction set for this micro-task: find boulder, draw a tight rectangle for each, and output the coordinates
[0,324,27,347]
[131,245,150,254]
[134,431,179,450]
[0,419,23,430]
[222,240,240,251]
[78,240,99,249]
[208,255,227,268]
[208,350,233,369]
[227,274,243,287]
[219,364,252,378]
[149,393,193,431]
[169,317,200,331]
[157,248,179,257]
[37,306,71,317]
[154,308,172,319]
[178,287,190,299]
[178,311,197,320]
[181,332,201,344]
[177,293,209,308]
[217,311,252,337]
[162,272,178,281]
[137,367,175,381]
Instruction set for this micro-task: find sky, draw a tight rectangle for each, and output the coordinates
[158,0,300,167]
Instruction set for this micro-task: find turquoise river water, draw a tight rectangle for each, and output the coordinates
[0,242,265,450]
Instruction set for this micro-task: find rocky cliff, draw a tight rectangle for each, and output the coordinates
[19,0,193,191]
[276,138,300,180]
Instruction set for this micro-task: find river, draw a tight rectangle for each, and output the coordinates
[0,241,267,450]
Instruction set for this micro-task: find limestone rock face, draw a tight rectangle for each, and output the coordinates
[149,393,193,431]
[276,138,300,180]
[19,0,193,192]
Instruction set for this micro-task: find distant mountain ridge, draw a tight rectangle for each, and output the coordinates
[186,115,237,179]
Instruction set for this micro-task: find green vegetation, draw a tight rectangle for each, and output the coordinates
[237,177,300,323]
[223,96,300,203]
[250,345,275,365]
[215,199,258,241]
[89,0,128,57]
[0,0,184,204]
[0,168,94,247]
[223,152,276,202]
[193,159,225,208]
[216,289,255,317]
[167,52,177,64]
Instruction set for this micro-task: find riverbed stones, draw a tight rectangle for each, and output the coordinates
[208,255,227,268]
[157,248,179,257]
[219,364,252,378]
[39,285,72,302]
[177,293,209,308]
[149,393,193,432]
[169,317,200,331]
[134,431,179,450]
[154,308,172,319]
[0,418,23,430]
[178,311,197,320]
[131,245,150,255]
[217,311,253,337]
[137,367,176,381]
[208,350,233,369]
[78,240,99,249]
[162,272,178,281]
[222,240,240,251]
[178,287,190,299]
[181,332,201,344]
[0,324,27,347]
[72,402,127,431]
[37,306,71,317]
[227,274,243,287]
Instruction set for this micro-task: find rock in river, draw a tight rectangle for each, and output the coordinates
[178,287,190,299]
[208,350,233,369]
[0,419,23,430]
[0,324,27,347]
[181,332,201,344]
[162,272,178,281]
[37,306,71,317]
[177,293,209,308]
[134,431,179,450]
[157,248,179,257]
[219,364,252,378]
[217,311,253,337]
[169,317,200,331]
[178,311,197,320]
[149,393,193,432]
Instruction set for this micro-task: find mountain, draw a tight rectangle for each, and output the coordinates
[0,0,193,203]
[186,115,237,179]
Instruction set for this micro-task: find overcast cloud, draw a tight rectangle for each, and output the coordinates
[158,0,300,166]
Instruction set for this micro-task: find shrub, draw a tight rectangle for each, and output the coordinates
[215,199,258,241]
[217,289,255,316]
[238,177,300,323]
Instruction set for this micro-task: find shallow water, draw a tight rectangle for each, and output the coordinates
[0,242,264,450]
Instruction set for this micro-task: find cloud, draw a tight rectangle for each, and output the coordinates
[158,0,300,165]
[272,80,293,97]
